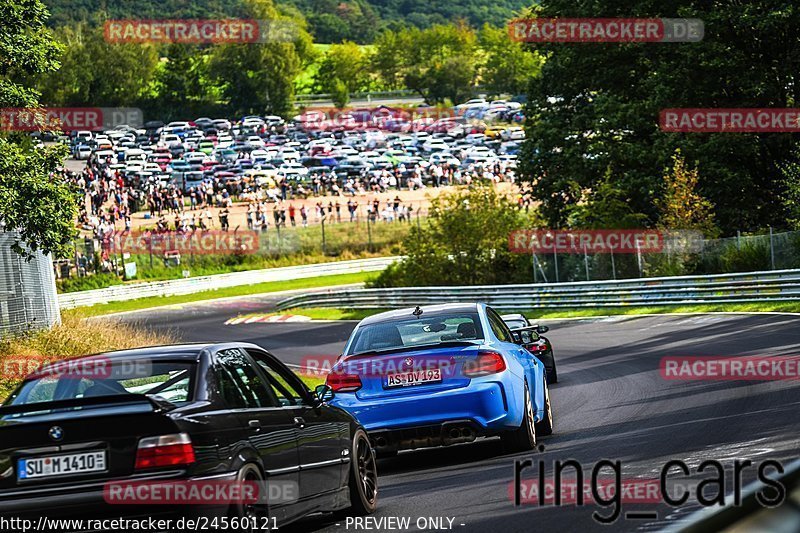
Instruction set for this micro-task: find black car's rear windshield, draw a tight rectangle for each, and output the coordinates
[347,311,484,355]
[5,360,196,406]
[504,319,528,330]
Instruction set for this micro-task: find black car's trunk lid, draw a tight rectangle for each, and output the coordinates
[0,395,181,491]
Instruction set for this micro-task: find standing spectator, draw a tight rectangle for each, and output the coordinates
[219,207,230,231]
[300,205,308,227]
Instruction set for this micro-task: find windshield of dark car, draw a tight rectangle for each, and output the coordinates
[347,312,484,355]
[5,360,196,406]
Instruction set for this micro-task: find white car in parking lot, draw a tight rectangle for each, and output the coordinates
[279,161,308,176]
[73,145,92,160]
[422,138,449,153]
[429,152,461,166]
[465,133,487,145]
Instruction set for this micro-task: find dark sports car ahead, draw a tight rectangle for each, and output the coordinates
[501,314,558,384]
[0,343,376,529]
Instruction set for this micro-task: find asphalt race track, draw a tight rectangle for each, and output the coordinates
[118,298,800,532]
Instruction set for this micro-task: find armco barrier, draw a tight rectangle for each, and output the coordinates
[57,257,400,309]
[669,458,800,532]
[275,268,800,311]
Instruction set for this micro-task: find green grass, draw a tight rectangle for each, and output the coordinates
[276,302,800,322]
[64,219,415,292]
[68,271,378,318]
[277,307,388,321]
[298,374,326,389]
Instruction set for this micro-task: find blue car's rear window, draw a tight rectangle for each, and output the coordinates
[348,312,484,355]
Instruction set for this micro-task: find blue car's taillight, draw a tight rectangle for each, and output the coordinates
[327,371,363,392]
[463,351,506,377]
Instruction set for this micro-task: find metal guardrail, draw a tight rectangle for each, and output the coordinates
[57,257,400,310]
[275,268,800,311]
[294,90,418,103]
[672,458,800,532]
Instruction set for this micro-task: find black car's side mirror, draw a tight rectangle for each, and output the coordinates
[314,384,335,404]
[510,326,539,345]
[536,325,549,334]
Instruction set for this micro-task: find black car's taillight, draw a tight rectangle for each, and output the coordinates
[326,371,362,392]
[134,433,195,470]
[526,342,547,353]
[463,351,507,377]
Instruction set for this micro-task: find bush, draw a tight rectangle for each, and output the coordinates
[371,185,535,287]
[57,273,123,293]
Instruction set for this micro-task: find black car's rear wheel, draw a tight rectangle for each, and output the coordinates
[347,429,378,515]
[502,381,536,453]
[540,351,558,384]
[230,463,269,532]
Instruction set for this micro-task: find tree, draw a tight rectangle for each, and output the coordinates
[571,167,648,230]
[657,150,717,236]
[372,185,532,287]
[38,23,159,107]
[372,30,407,89]
[520,0,800,235]
[314,41,371,96]
[479,23,543,98]
[330,79,350,109]
[779,147,800,230]
[208,0,315,116]
[152,44,214,119]
[374,23,480,104]
[0,0,76,257]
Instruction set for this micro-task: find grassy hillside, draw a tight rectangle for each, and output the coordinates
[43,0,529,42]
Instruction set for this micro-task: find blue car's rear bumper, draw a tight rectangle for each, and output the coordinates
[331,381,522,449]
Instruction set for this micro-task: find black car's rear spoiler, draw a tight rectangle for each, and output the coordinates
[0,394,174,417]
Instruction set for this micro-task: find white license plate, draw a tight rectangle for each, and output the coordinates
[386,368,442,388]
[18,451,106,480]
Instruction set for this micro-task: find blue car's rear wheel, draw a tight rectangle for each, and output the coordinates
[502,381,536,452]
[535,378,554,436]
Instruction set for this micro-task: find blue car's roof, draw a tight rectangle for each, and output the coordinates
[359,303,482,326]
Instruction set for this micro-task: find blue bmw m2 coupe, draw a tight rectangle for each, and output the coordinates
[327,303,554,456]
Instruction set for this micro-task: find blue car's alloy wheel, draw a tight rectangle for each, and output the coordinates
[502,381,537,452]
[535,379,554,436]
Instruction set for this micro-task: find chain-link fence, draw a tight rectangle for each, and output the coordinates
[0,231,61,337]
[527,229,800,284]
[54,207,429,292]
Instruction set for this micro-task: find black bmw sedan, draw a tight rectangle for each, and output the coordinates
[0,343,377,528]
